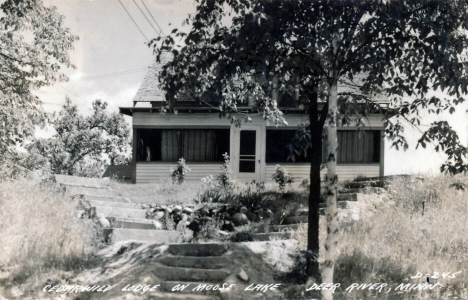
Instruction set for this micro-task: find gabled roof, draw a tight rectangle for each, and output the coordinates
[132,53,173,106]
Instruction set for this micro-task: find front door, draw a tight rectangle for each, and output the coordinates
[231,124,264,182]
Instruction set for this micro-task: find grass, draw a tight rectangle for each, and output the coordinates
[286,174,468,300]
[109,179,200,205]
[0,176,98,295]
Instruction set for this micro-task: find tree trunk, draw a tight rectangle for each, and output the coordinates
[321,79,339,300]
[307,89,322,282]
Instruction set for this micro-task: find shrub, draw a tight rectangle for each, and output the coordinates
[217,153,234,189]
[272,165,294,191]
[171,158,191,184]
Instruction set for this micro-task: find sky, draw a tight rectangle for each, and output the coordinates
[37,0,196,117]
[35,0,468,175]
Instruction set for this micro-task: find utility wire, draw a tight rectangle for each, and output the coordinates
[70,68,149,81]
[140,0,166,37]
[57,84,87,104]
[117,0,149,42]
[132,0,162,37]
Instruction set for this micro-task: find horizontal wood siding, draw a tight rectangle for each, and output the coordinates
[133,112,385,129]
[265,164,380,182]
[137,163,380,183]
[136,163,223,183]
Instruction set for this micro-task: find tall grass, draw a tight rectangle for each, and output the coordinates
[334,175,468,299]
[0,176,97,287]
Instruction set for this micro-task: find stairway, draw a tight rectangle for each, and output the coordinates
[56,175,183,244]
[148,244,231,299]
[251,179,387,242]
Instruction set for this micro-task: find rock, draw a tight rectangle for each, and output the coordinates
[188,219,200,232]
[221,212,231,220]
[246,211,260,222]
[239,206,248,214]
[173,205,182,212]
[199,216,213,225]
[222,221,235,232]
[153,211,165,220]
[237,269,249,282]
[199,208,210,216]
[182,207,193,214]
[232,213,249,226]
[98,217,110,228]
[218,230,230,236]
[152,220,162,229]
[164,207,172,214]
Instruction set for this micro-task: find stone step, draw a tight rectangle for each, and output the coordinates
[269,224,306,232]
[73,194,131,203]
[110,217,157,230]
[344,180,385,189]
[160,281,222,295]
[104,228,182,244]
[168,244,229,257]
[252,232,292,241]
[282,215,308,225]
[153,266,231,282]
[339,187,384,194]
[319,201,354,209]
[91,206,147,219]
[65,185,118,197]
[157,256,229,269]
[337,193,359,201]
[55,174,110,187]
[144,291,220,300]
[83,200,140,209]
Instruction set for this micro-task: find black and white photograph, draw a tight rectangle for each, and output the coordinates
[0,0,467,299]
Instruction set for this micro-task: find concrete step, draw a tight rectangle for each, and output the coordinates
[104,228,182,244]
[252,232,292,241]
[73,194,131,203]
[344,180,385,189]
[270,224,306,232]
[83,200,140,209]
[160,281,222,295]
[144,291,220,300]
[65,185,118,197]
[338,193,359,201]
[153,266,231,282]
[91,206,147,219]
[282,215,308,225]
[319,200,354,209]
[110,217,157,230]
[339,187,384,194]
[55,174,110,187]
[157,256,229,269]
[168,244,230,257]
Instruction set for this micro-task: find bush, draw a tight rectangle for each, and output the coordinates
[171,158,191,184]
[217,153,235,189]
[272,165,294,191]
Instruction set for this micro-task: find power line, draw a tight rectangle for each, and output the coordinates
[70,68,149,81]
[57,84,87,104]
[117,0,149,42]
[131,0,162,37]
[140,0,166,37]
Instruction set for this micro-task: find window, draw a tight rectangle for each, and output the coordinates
[266,129,380,164]
[136,129,230,162]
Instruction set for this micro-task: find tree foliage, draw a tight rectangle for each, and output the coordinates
[0,0,78,157]
[150,0,468,295]
[30,99,131,177]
